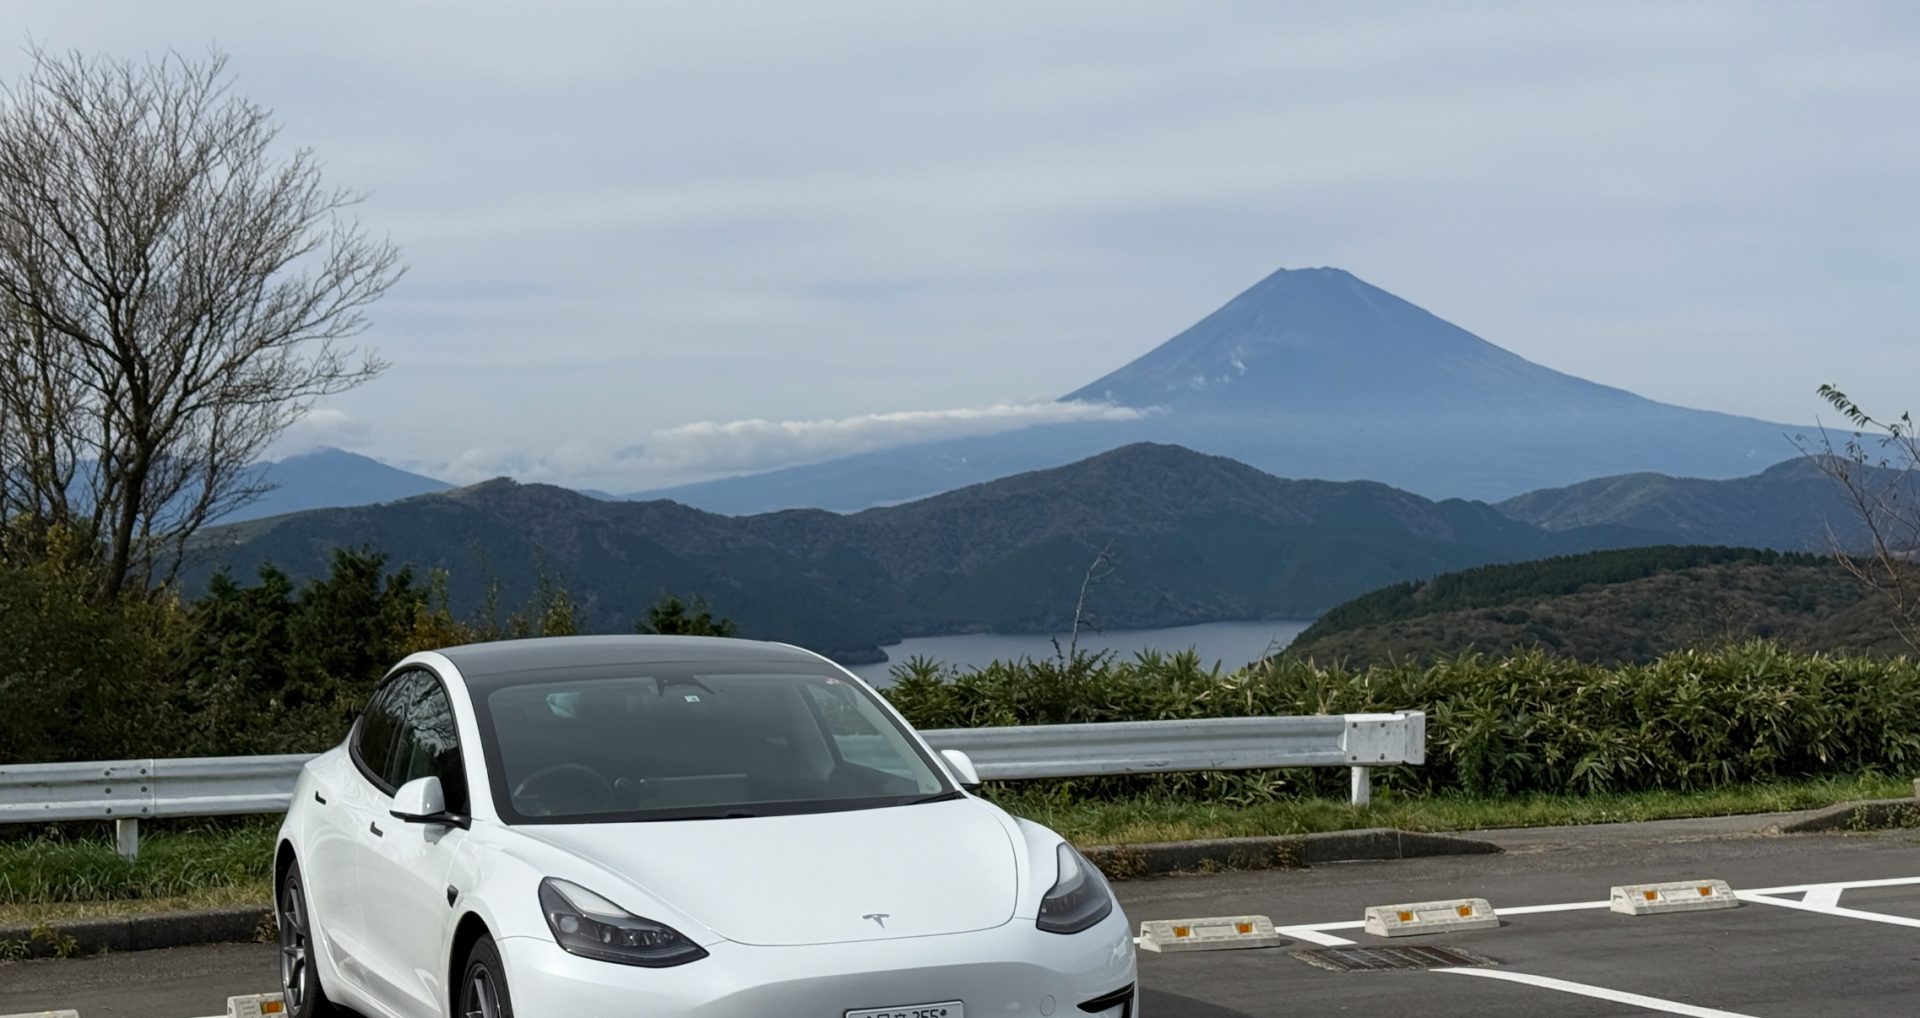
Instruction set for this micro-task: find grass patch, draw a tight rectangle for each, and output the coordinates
[0,820,277,920]
[991,773,1912,846]
[0,774,1908,925]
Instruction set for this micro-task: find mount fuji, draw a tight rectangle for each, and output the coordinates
[635,268,1802,514]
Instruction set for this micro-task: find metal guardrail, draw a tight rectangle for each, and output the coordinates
[0,712,1423,859]
[921,713,1424,782]
[0,755,313,859]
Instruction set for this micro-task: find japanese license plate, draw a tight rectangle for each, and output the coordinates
[846,1003,963,1018]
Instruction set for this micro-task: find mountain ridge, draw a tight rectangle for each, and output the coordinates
[229,448,453,522]
[1283,546,1905,666]
[193,442,1653,663]
[1494,456,1911,550]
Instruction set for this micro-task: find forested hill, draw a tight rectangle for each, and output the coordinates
[1283,546,1905,666]
[192,443,1641,663]
[1495,457,1917,550]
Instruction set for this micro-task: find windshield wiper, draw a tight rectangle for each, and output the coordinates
[653,810,761,821]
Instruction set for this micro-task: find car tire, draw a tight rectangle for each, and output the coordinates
[460,934,516,1018]
[277,859,341,1018]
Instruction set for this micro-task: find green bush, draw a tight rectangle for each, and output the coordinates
[883,642,1920,800]
[0,547,186,763]
[0,548,590,764]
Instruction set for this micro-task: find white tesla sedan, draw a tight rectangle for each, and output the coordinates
[275,635,1136,1018]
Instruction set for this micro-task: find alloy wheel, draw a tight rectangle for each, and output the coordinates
[279,877,311,1011]
[463,964,502,1018]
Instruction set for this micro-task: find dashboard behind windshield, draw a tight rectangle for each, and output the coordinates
[471,663,950,824]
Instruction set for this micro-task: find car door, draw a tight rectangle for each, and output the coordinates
[359,669,474,1018]
[309,675,410,986]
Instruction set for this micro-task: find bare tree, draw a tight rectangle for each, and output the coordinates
[0,46,401,598]
[1803,385,1920,651]
[1063,541,1118,659]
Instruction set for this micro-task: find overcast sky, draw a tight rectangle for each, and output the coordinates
[8,2,1918,490]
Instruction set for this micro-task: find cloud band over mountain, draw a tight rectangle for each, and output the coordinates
[617,400,1147,477]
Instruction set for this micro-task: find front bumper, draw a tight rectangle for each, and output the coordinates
[497,907,1137,1018]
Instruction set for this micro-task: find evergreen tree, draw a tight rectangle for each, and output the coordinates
[637,595,737,637]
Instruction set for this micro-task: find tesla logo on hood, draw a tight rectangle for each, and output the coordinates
[863,913,889,928]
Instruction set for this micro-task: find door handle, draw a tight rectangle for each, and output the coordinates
[369,821,384,838]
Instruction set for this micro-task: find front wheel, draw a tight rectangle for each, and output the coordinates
[277,858,340,1017]
[460,934,516,1018]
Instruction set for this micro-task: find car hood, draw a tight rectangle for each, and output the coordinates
[515,798,1020,946]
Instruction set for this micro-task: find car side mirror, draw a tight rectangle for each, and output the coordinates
[940,749,983,792]
[390,776,464,827]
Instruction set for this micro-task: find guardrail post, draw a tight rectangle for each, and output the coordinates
[1349,766,1371,808]
[115,817,140,861]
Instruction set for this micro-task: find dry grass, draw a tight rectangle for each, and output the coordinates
[0,882,272,928]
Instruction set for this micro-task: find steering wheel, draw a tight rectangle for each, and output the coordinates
[512,763,616,813]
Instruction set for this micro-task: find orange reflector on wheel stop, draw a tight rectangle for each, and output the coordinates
[226,992,287,1018]
[1364,898,1499,938]
[1609,880,1738,916]
[1139,915,1285,953]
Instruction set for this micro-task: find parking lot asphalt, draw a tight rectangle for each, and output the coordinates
[1130,827,1920,1017]
[5,827,1920,1017]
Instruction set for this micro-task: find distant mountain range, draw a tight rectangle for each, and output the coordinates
[1494,457,1913,551]
[634,267,1804,514]
[230,269,1819,526]
[187,259,1893,666]
[192,443,1662,664]
[1284,546,1904,666]
[225,448,451,522]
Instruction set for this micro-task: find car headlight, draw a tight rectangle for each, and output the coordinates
[1037,843,1114,934]
[539,877,708,967]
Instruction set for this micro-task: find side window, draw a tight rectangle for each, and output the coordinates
[353,675,411,791]
[389,671,469,814]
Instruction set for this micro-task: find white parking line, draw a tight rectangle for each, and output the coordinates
[1437,968,1762,1016]
[1737,891,1920,929]
[1500,900,1611,916]
[1745,875,1920,895]
[1801,886,1844,909]
[1275,925,1360,946]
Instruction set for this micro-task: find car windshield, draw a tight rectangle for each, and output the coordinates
[473,664,951,824]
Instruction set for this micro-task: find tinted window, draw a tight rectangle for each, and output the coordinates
[472,665,948,824]
[353,676,409,790]
[389,672,468,813]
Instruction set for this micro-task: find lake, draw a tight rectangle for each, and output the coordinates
[843,619,1311,686]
